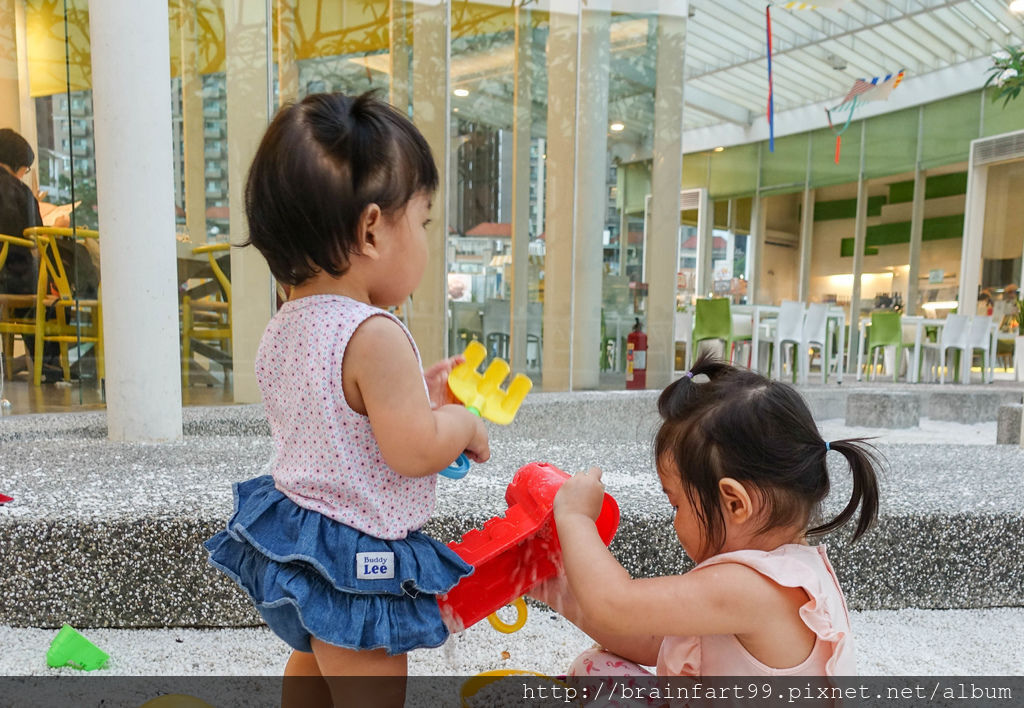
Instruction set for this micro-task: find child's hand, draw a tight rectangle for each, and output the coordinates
[424,355,465,409]
[462,414,490,464]
[554,467,606,521]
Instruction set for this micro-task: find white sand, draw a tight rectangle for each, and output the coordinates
[816,418,999,445]
[2,606,1021,677]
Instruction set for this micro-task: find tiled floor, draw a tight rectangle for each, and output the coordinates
[0,372,234,415]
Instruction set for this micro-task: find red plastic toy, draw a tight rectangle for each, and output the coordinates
[0,494,12,504]
[437,461,619,632]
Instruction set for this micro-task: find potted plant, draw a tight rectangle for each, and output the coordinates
[985,46,1024,106]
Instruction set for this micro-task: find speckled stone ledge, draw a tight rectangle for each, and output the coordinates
[3,385,1020,445]
[2,416,1023,628]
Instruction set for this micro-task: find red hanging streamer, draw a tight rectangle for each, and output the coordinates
[834,135,842,164]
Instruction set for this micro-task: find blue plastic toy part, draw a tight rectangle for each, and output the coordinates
[440,453,471,480]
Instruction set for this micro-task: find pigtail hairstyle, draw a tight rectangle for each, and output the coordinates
[655,352,884,557]
[806,438,881,542]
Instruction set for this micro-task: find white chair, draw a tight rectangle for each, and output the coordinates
[801,303,829,384]
[964,315,994,384]
[525,301,542,371]
[730,312,753,366]
[483,298,511,361]
[769,300,805,382]
[921,314,970,384]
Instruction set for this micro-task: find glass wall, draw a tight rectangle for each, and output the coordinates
[1,0,102,408]
[599,11,659,382]
[4,0,1024,413]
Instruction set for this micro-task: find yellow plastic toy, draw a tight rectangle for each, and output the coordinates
[485,597,529,634]
[461,670,581,707]
[445,341,535,633]
[448,340,532,425]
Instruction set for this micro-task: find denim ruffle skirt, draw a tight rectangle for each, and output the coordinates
[204,475,472,655]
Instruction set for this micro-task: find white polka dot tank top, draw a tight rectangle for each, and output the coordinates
[255,294,436,540]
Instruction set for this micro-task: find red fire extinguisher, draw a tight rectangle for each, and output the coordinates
[626,318,647,390]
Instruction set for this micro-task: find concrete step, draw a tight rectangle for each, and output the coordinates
[2,394,1023,628]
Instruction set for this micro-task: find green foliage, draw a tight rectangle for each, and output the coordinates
[57,172,98,230]
[985,46,1024,107]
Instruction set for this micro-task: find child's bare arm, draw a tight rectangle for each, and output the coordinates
[344,315,489,477]
[529,574,663,666]
[554,469,793,641]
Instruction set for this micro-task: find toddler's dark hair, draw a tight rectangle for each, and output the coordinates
[655,352,881,557]
[244,91,439,285]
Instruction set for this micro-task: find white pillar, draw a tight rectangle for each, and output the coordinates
[849,122,868,371]
[571,1,610,390]
[277,0,300,106]
[797,133,814,302]
[225,0,273,403]
[408,0,449,365]
[89,0,182,441]
[647,8,686,390]
[747,192,764,303]
[906,107,925,316]
[906,168,926,315]
[797,187,814,302]
[389,0,410,115]
[542,1,579,391]
[179,2,206,244]
[958,144,987,310]
[0,0,20,131]
[508,4,532,374]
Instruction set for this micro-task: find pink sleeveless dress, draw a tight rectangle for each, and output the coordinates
[569,544,856,682]
[657,544,856,676]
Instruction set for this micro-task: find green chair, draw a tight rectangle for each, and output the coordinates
[866,311,902,382]
[691,298,750,366]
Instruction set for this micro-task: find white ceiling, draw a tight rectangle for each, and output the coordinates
[683,0,1024,131]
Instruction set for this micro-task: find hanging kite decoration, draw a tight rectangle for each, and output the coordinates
[825,69,905,163]
[765,0,851,152]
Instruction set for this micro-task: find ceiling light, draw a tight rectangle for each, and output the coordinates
[1011,0,1024,12]
[453,88,469,97]
[609,121,625,132]
[826,53,847,71]
[713,146,725,152]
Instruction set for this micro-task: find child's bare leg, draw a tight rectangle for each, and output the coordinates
[282,649,333,708]
[311,638,408,708]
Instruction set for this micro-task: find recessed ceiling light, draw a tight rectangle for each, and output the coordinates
[453,88,469,97]
[713,146,725,152]
[609,121,625,132]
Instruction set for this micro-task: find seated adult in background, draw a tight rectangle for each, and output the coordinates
[0,128,63,382]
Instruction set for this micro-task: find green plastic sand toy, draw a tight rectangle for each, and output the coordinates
[46,624,109,671]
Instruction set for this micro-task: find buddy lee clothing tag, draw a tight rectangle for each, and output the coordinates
[356,552,395,580]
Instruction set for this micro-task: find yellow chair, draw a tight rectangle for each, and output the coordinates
[21,227,104,385]
[0,232,43,380]
[181,242,231,387]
